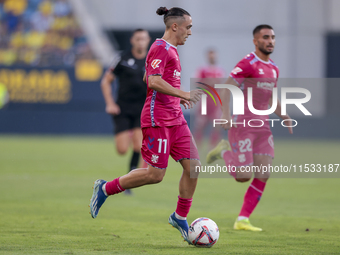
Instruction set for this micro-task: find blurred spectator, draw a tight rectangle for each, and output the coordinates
[30,1,54,32]
[0,0,96,67]
[3,0,27,16]
[54,0,71,17]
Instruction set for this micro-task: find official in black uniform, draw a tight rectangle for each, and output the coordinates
[101,29,150,191]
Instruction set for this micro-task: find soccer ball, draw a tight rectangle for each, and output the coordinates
[188,217,219,247]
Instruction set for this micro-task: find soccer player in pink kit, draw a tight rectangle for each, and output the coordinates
[89,7,203,244]
[207,25,293,231]
[194,49,225,147]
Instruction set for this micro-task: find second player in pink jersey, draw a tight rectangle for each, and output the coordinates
[89,6,203,245]
[207,24,293,231]
[228,51,280,167]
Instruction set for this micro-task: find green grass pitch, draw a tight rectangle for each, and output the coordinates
[0,136,340,254]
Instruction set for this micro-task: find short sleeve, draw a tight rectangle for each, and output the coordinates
[276,68,280,80]
[109,54,122,76]
[229,59,252,86]
[112,61,123,77]
[146,46,168,77]
[272,66,279,88]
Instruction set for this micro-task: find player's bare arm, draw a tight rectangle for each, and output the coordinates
[269,95,293,134]
[143,72,146,83]
[148,75,203,103]
[220,76,239,130]
[100,70,121,115]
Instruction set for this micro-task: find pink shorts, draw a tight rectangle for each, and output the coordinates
[228,125,274,167]
[141,124,200,169]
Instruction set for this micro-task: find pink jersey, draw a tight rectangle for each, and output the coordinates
[141,39,186,128]
[196,65,225,79]
[230,52,279,123]
[196,65,225,116]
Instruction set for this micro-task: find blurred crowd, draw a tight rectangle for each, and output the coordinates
[0,0,95,67]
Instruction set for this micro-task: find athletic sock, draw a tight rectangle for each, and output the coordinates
[222,150,236,178]
[129,151,140,172]
[175,196,193,219]
[175,212,186,220]
[104,177,125,196]
[102,183,108,196]
[239,178,266,218]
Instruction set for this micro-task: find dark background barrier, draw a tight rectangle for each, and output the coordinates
[0,65,112,134]
[1,32,340,137]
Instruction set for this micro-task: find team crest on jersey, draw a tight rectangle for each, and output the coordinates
[231,67,243,75]
[238,154,246,163]
[259,69,265,75]
[151,59,162,69]
[151,154,159,163]
[272,69,277,79]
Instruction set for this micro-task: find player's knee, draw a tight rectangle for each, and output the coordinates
[260,171,271,180]
[149,174,164,184]
[116,148,127,155]
[235,177,251,183]
[235,171,252,182]
[189,162,200,178]
[116,144,129,155]
[147,170,165,184]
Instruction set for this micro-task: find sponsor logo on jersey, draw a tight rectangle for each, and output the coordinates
[257,81,275,90]
[127,58,135,66]
[173,69,181,78]
[259,69,265,75]
[151,154,159,163]
[238,154,246,163]
[231,67,243,75]
[151,59,162,69]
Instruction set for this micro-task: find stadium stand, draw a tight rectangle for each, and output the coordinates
[0,0,95,66]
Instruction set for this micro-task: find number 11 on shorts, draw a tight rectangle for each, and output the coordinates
[158,139,167,154]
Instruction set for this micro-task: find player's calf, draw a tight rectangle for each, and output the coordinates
[254,169,271,182]
[117,166,166,190]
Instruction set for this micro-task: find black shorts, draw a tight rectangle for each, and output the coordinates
[112,105,142,134]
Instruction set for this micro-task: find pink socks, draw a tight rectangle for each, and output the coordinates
[105,177,125,196]
[239,178,266,218]
[175,196,193,218]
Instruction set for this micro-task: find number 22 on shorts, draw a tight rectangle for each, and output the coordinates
[239,138,252,153]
